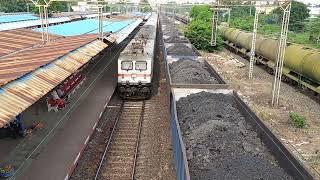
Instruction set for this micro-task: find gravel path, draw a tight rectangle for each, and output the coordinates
[169,59,218,84]
[177,91,293,180]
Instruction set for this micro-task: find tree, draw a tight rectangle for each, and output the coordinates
[0,0,28,13]
[30,1,68,16]
[185,5,223,52]
[230,6,255,18]
[272,0,310,32]
[308,17,320,43]
[139,0,152,12]
[189,5,212,22]
[230,16,254,31]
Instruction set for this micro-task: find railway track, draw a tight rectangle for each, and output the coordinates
[95,100,146,180]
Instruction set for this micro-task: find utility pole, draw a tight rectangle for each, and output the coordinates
[271,1,291,106]
[249,3,259,80]
[210,0,219,46]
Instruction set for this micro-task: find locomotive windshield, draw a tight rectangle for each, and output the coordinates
[121,61,133,70]
[135,61,147,70]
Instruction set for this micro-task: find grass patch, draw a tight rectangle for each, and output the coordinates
[289,112,306,128]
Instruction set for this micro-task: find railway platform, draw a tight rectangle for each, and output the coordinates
[0,46,119,180]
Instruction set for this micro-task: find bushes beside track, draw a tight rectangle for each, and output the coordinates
[184,5,223,52]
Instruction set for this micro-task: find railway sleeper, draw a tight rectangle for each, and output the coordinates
[101,170,132,178]
[115,127,139,132]
[114,127,139,133]
[105,162,134,169]
[118,117,141,121]
[119,115,141,119]
[134,173,154,180]
[106,156,134,162]
[111,136,138,141]
[123,105,144,108]
[121,109,142,112]
[110,140,137,146]
[116,121,140,126]
[101,174,132,180]
[116,123,140,127]
[109,144,136,150]
[114,131,138,137]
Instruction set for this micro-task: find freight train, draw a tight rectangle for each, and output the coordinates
[117,13,158,99]
[219,26,320,94]
[168,13,320,95]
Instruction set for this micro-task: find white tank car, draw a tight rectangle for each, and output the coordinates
[117,14,158,99]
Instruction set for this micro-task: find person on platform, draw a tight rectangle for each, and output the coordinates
[57,85,68,101]
[51,89,65,109]
[8,114,25,138]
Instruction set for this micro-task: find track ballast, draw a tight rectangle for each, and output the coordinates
[95,100,146,180]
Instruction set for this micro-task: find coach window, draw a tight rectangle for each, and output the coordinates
[135,61,147,71]
[121,61,133,70]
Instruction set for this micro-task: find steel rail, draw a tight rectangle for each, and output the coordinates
[94,100,125,180]
[131,100,146,180]
[94,100,146,180]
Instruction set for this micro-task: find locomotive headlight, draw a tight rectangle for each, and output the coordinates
[121,61,133,70]
[135,61,147,71]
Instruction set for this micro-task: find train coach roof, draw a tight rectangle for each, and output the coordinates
[135,25,157,40]
[144,13,158,26]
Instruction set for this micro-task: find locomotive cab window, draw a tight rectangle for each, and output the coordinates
[121,61,133,70]
[135,61,147,71]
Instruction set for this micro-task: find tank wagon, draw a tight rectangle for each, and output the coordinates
[117,14,158,99]
[219,26,320,94]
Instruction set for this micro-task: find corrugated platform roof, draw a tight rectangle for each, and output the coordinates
[0,14,38,24]
[0,34,98,86]
[0,28,62,57]
[33,19,134,36]
[0,40,108,127]
[0,17,71,31]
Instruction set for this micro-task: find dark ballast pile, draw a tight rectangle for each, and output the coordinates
[176,91,293,180]
[169,59,218,84]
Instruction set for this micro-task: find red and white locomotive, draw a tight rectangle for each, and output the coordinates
[117,14,158,99]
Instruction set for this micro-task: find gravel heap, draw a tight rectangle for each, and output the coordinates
[164,35,189,43]
[169,59,218,84]
[176,91,293,180]
[166,44,198,56]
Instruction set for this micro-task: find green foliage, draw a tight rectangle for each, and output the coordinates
[308,17,320,43]
[231,6,255,18]
[30,2,68,16]
[185,5,223,52]
[289,112,306,128]
[230,16,254,31]
[272,0,310,32]
[139,0,152,12]
[0,0,28,13]
[184,19,223,52]
[189,5,212,22]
